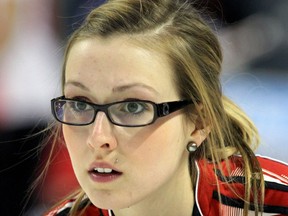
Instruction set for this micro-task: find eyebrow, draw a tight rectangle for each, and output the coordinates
[112,83,159,95]
[64,81,90,91]
[64,81,159,95]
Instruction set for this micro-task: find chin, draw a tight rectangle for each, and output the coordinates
[92,201,131,211]
[89,194,134,210]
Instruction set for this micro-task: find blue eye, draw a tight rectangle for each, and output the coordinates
[70,101,90,112]
[74,102,87,111]
[122,102,146,114]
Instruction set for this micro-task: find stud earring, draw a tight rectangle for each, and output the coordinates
[186,142,197,152]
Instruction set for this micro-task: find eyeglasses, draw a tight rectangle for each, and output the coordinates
[51,96,193,127]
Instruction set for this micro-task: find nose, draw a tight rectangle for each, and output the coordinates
[87,111,117,151]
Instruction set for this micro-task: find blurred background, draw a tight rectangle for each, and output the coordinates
[0,0,287,215]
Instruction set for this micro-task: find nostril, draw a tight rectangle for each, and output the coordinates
[102,143,110,148]
[87,139,117,151]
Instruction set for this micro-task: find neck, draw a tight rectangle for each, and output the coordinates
[112,157,194,216]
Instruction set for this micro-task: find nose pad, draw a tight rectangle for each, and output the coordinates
[87,111,117,150]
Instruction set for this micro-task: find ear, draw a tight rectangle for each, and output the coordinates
[190,126,211,147]
[188,104,211,147]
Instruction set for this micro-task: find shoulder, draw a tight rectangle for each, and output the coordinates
[256,155,288,184]
[194,155,288,215]
[197,155,288,184]
[256,155,288,214]
[44,198,110,216]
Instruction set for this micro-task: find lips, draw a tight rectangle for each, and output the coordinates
[90,167,121,175]
[88,162,122,183]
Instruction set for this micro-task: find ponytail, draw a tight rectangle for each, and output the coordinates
[222,96,260,151]
[222,96,264,214]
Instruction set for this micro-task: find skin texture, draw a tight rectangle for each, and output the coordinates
[63,36,207,216]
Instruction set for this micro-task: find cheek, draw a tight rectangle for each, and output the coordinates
[134,117,188,156]
[126,117,188,182]
[62,126,87,165]
[114,118,190,205]
[63,126,76,151]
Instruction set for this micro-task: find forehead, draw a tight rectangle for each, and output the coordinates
[65,36,179,100]
[66,36,171,72]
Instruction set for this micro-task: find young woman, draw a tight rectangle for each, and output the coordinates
[45,0,288,215]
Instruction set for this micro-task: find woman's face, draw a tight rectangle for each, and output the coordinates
[63,36,197,209]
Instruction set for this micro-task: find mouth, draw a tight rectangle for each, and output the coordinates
[90,167,122,175]
[88,167,122,182]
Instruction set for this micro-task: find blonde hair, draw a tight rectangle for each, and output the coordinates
[45,0,264,215]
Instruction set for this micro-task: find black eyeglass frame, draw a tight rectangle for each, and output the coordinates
[51,96,193,127]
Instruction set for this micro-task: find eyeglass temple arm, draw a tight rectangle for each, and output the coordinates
[156,100,192,117]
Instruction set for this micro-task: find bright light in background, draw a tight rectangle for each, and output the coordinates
[222,72,288,163]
